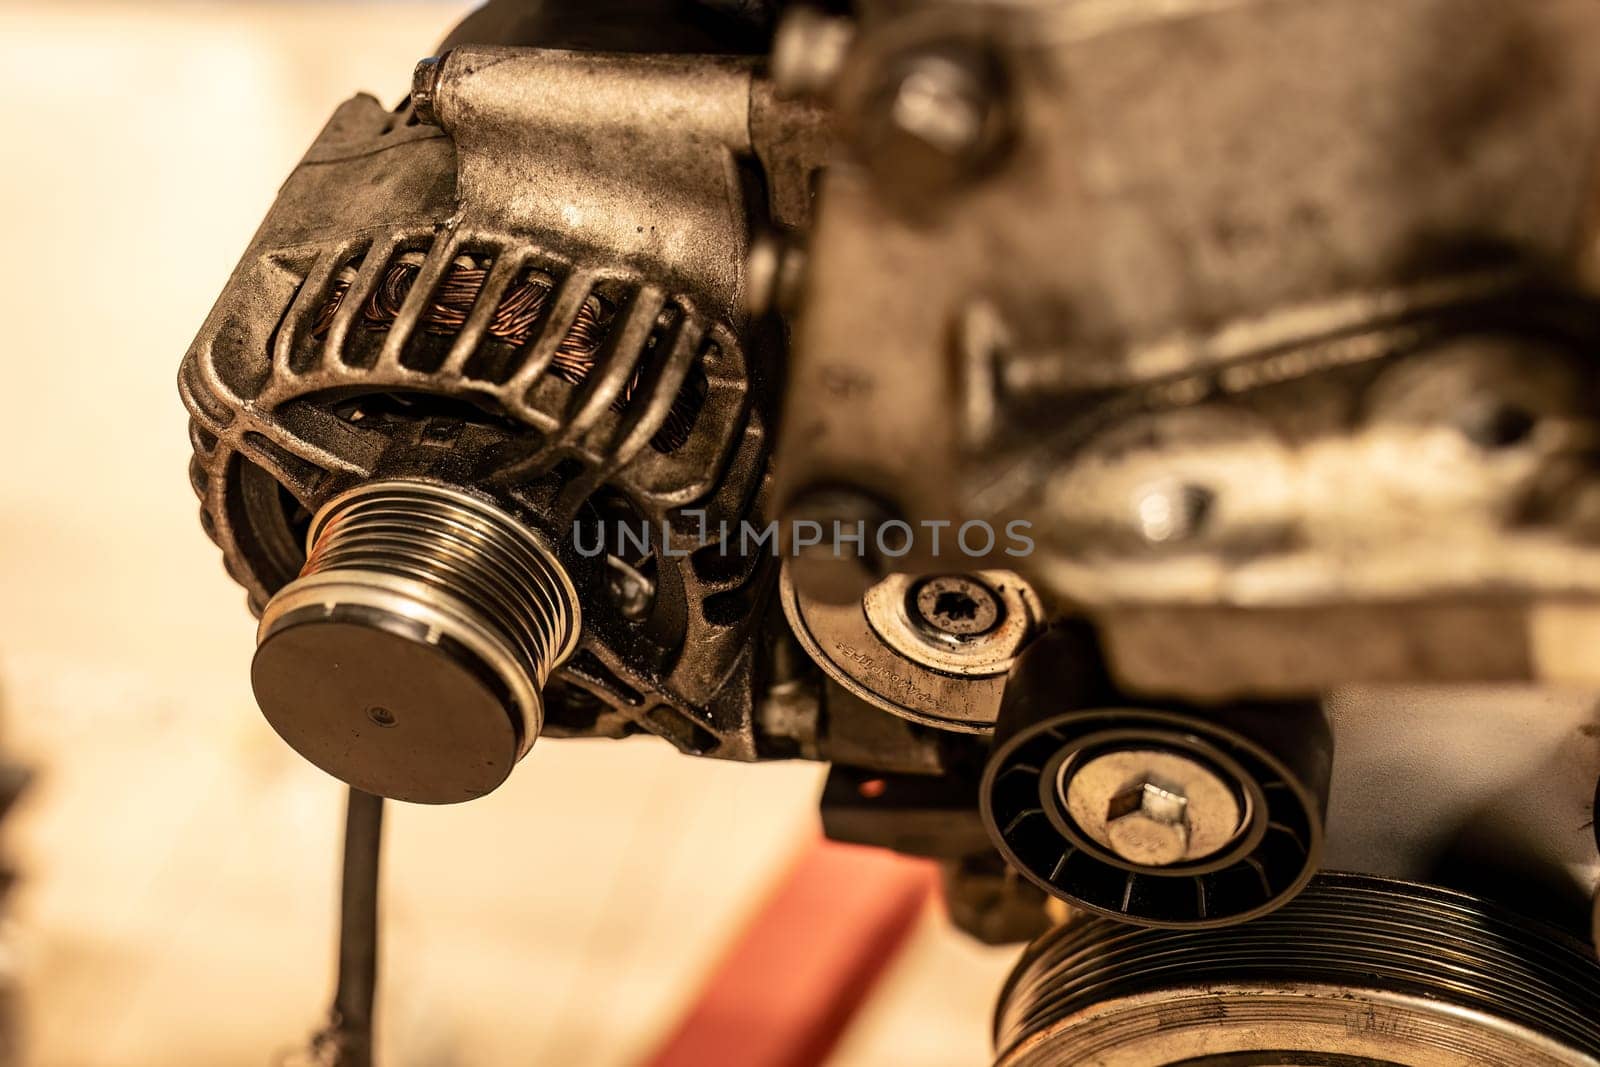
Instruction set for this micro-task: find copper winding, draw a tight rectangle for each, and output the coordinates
[310,258,700,448]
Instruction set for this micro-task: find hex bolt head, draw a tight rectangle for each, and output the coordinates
[1133,481,1214,544]
[1104,781,1191,867]
[770,8,856,101]
[855,44,1011,203]
[1061,748,1246,868]
[742,231,807,319]
[411,55,445,127]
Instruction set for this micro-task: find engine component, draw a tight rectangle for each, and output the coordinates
[170,0,1600,1062]
[772,0,1600,700]
[1320,684,1600,930]
[981,626,1329,927]
[179,28,811,775]
[251,480,579,803]
[993,874,1600,1066]
[1059,749,1243,868]
[982,706,1326,927]
[780,567,1042,733]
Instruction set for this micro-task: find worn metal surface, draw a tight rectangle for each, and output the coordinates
[781,567,1041,733]
[982,626,1330,927]
[1062,750,1244,868]
[1322,684,1600,924]
[774,0,1600,698]
[427,47,758,322]
[179,44,797,760]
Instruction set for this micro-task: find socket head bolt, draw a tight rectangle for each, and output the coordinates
[909,574,1002,639]
[1061,749,1246,868]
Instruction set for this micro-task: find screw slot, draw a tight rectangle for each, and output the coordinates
[366,706,398,729]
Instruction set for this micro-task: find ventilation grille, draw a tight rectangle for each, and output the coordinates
[262,232,714,459]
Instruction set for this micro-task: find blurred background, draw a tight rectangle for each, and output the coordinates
[0,3,1014,1063]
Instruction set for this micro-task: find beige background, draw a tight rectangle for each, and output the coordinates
[0,4,1016,1064]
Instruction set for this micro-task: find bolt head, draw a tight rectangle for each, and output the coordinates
[771,9,856,101]
[1134,481,1213,544]
[854,44,1010,204]
[742,232,807,319]
[1061,748,1246,868]
[742,233,781,317]
[1104,781,1190,866]
[889,56,988,157]
[604,556,655,622]
[411,55,445,127]
[910,575,1003,639]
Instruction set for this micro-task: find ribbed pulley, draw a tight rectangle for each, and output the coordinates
[251,480,580,804]
[994,873,1600,1066]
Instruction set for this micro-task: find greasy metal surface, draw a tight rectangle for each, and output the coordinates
[993,874,1600,1066]
[862,571,1039,678]
[775,0,1600,697]
[32,7,1016,1063]
[170,0,1600,1014]
[983,706,1324,927]
[1322,685,1600,921]
[428,47,757,321]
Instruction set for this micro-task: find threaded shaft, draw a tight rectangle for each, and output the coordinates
[252,480,579,804]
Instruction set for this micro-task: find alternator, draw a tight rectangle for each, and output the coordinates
[181,42,794,798]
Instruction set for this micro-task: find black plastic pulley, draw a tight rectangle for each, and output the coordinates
[980,625,1331,928]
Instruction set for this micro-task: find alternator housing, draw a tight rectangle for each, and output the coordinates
[180,77,774,758]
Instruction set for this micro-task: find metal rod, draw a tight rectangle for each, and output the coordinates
[306,788,384,1067]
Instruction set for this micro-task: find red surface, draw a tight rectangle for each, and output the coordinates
[642,838,939,1067]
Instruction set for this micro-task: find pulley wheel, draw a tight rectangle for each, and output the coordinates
[994,873,1600,1066]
